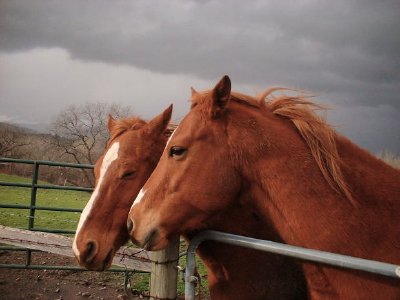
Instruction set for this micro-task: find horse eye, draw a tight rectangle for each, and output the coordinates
[122,171,136,179]
[169,146,187,158]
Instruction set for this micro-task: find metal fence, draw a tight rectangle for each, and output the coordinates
[0,157,132,274]
[0,157,182,299]
[9,157,399,299]
[185,230,400,300]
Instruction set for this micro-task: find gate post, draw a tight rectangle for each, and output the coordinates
[149,237,180,299]
[26,162,39,266]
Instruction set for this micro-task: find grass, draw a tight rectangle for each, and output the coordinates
[0,172,209,297]
[0,173,89,231]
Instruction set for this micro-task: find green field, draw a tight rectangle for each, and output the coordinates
[0,173,89,231]
[0,172,209,296]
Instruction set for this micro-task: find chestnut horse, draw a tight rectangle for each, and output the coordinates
[73,105,172,271]
[128,76,400,299]
[73,107,306,297]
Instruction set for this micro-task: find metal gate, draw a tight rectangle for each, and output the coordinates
[0,157,133,275]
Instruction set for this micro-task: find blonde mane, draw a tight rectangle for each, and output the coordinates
[231,89,354,204]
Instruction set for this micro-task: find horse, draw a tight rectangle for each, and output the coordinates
[72,106,307,297]
[72,105,173,271]
[127,75,400,299]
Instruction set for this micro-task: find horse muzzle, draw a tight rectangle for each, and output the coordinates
[74,240,114,271]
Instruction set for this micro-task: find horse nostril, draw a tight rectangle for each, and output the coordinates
[127,218,135,233]
[84,241,97,264]
[102,249,114,271]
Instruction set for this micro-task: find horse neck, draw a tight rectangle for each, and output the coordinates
[195,194,282,267]
[336,135,400,203]
[194,193,308,299]
[237,127,400,255]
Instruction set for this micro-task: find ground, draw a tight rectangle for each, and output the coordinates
[0,250,145,300]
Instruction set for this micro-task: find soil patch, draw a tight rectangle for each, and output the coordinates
[0,249,141,300]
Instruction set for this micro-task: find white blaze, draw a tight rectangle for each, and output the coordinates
[128,125,178,228]
[72,142,120,256]
[128,189,146,232]
[165,125,178,150]
[131,188,146,209]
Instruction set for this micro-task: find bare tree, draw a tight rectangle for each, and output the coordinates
[0,123,30,157]
[49,102,133,186]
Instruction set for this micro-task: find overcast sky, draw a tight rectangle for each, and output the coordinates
[0,0,399,153]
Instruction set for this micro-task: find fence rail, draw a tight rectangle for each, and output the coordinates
[0,157,94,168]
[0,181,93,192]
[0,225,151,272]
[0,157,93,235]
[185,230,400,300]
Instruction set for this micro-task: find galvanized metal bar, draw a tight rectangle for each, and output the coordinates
[28,162,39,231]
[34,184,92,192]
[0,203,82,213]
[0,181,32,188]
[0,158,36,165]
[25,162,39,266]
[185,241,198,300]
[0,181,93,192]
[0,182,32,188]
[185,230,400,300]
[0,157,94,169]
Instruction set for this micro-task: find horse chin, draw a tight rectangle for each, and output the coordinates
[78,248,115,271]
[101,248,115,271]
[129,227,170,251]
[142,229,159,250]
[141,229,172,251]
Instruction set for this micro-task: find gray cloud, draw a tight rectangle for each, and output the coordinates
[0,0,399,152]
[1,1,399,86]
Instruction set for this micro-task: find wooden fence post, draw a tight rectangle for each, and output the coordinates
[149,237,180,299]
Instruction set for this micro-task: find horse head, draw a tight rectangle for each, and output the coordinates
[73,105,172,270]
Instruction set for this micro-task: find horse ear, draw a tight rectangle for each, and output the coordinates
[107,114,117,133]
[211,75,231,118]
[146,104,173,136]
[191,87,198,97]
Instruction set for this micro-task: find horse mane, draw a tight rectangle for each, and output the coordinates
[230,89,354,205]
[108,117,176,146]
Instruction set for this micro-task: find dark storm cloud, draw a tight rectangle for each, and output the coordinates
[1,0,399,108]
[0,0,399,152]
